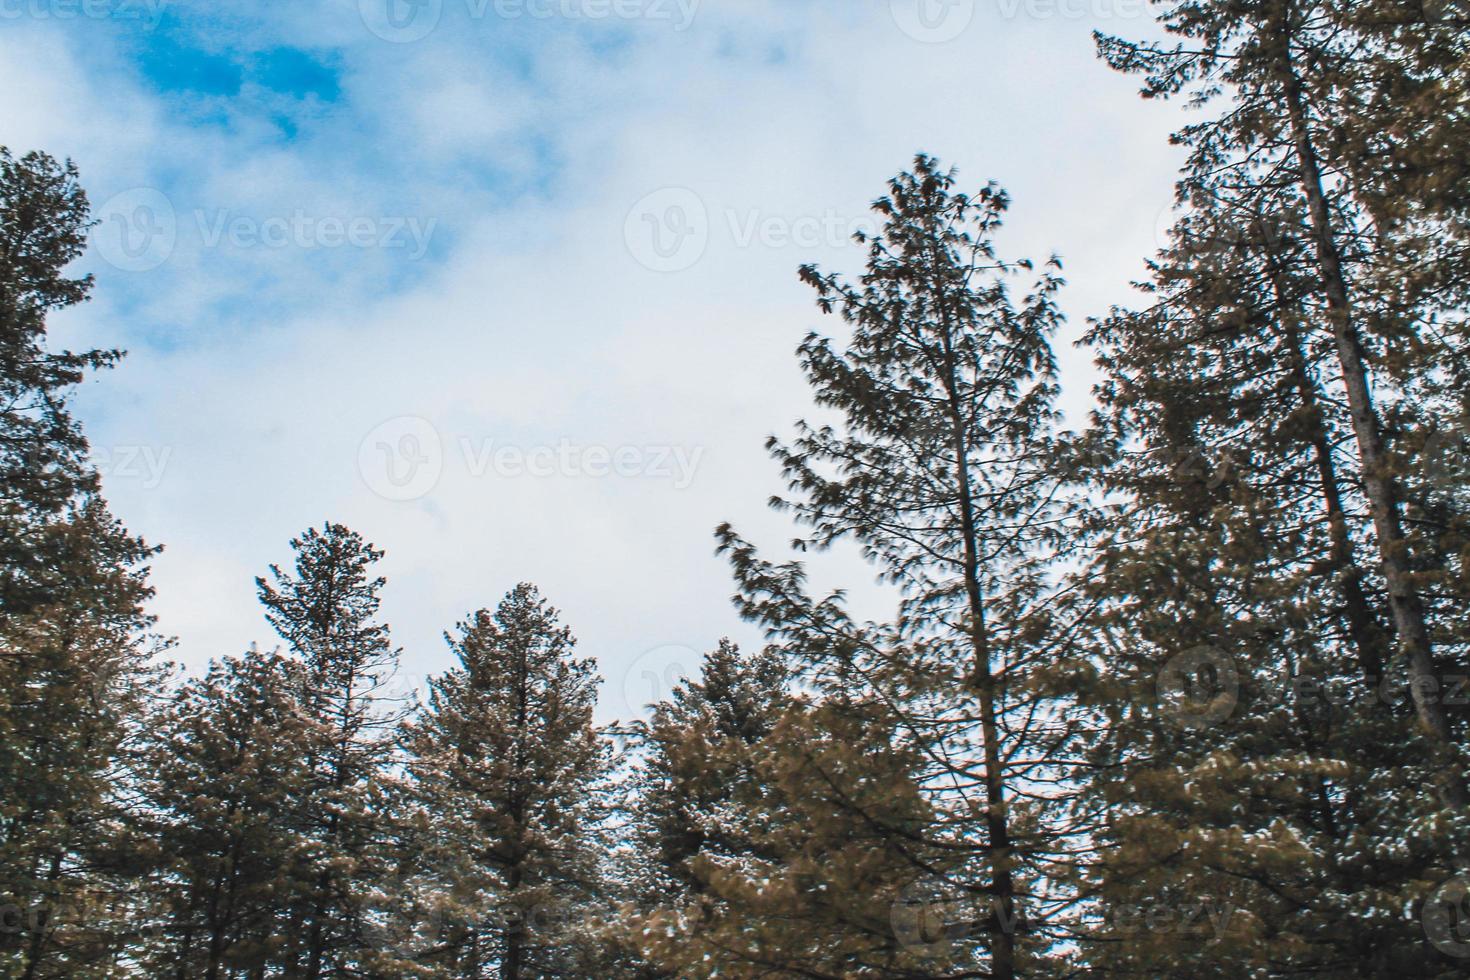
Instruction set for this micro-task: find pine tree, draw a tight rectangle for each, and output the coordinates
[401,584,606,979]
[1072,201,1442,976]
[141,650,314,978]
[1094,0,1467,806]
[0,148,162,978]
[712,156,1090,977]
[1073,1,1470,972]
[630,695,958,978]
[631,640,788,904]
[255,523,406,978]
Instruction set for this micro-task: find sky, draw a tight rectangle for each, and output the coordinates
[3,0,1187,722]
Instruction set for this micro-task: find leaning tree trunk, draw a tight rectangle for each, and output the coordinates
[1272,0,1465,807]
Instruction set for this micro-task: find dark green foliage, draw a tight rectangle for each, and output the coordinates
[1075,1,1470,974]
[141,651,315,978]
[706,156,1091,978]
[401,584,607,979]
[5,11,1469,974]
[256,523,407,977]
[0,147,161,979]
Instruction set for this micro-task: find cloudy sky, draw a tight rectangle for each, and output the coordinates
[5,0,1185,721]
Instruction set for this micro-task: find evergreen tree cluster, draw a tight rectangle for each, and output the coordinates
[3,2,1468,975]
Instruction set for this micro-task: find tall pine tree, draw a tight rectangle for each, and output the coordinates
[713,156,1091,977]
[141,650,314,978]
[1075,0,1470,972]
[401,584,606,979]
[256,523,406,978]
[0,147,162,979]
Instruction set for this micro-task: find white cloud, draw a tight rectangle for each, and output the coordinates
[11,2,1183,721]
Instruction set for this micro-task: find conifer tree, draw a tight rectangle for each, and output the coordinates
[1094,0,1468,805]
[1073,199,1445,976]
[630,640,788,905]
[631,695,958,978]
[256,523,406,977]
[0,148,161,978]
[141,650,314,978]
[1074,1,1470,972]
[712,156,1089,978]
[401,584,606,979]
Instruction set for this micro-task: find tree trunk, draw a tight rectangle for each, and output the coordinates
[936,313,1017,980]
[1259,219,1388,688]
[1272,0,1465,806]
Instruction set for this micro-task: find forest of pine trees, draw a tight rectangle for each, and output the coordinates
[2,2,1468,976]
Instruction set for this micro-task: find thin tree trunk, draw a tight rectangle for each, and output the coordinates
[1271,0,1465,806]
[1258,220,1387,687]
[19,851,64,980]
[503,641,531,980]
[936,318,1017,980]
